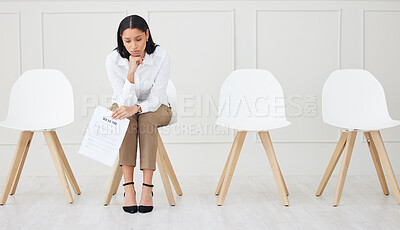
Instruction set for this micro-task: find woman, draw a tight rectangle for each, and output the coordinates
[106,15,172,214]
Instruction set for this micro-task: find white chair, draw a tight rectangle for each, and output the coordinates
[316,69,400,206]
[215,69,291,206]
[104,79,182,206]
[0,69,80,205]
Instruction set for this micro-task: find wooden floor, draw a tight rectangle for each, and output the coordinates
[0,175,399,230]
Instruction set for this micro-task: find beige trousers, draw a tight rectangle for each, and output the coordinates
[110,103,172,170]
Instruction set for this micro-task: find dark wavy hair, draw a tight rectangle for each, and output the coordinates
[115,15,158,59]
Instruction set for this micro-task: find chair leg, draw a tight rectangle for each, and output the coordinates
[157,133,183,196]
[316,132,348,196]
[370,131,400,204]
[333,131,357,207]
[10,132,34,195]
[43,131,74,203]
[51,131,81,195]
[259,132,289,197]
[157,147,176,206]
[279,166,289,196]
[364,132,389,195]
[259,131,290,206]
[112,166,123,196]
[0,131,33,205]
[215,135,236,196]
[104,158,122,206]
[217,131,247,206]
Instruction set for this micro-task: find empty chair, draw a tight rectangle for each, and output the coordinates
[215,69,291,206]
[104,79,182,206]
[0,69,80,205]
[316,69,400,206]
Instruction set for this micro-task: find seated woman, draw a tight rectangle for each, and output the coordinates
[106,15,172,214]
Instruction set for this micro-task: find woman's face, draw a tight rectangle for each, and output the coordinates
[121,28,149,57]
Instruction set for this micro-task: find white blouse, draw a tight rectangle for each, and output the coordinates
[105,46,170,114]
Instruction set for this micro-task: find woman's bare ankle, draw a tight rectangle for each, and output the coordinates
[123,185,137,206]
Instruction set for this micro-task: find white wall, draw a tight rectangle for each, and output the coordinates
[0,1,400,178]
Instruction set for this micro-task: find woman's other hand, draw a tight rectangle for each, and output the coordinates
[111,105,139,119]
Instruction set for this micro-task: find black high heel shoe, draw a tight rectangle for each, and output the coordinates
[122,182,138,214]
[139,183,154,213]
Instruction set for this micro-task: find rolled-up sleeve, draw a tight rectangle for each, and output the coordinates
[106,55,137,107]
[138,53,170,113]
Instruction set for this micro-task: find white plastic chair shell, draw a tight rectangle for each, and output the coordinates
[216,69,291,131]
[322,69,400,131]
[166,79,178,126]
[0,69,74,131]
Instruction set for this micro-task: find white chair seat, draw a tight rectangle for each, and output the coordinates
[322,69,398,131]
[326,118,400,131]
[158,80,178,132]
[0,119,72,131]
[216,69,290,131]
[0,69,74,131]
[216,119,290,131]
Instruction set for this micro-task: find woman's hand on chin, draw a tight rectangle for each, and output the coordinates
[111,105,139,119]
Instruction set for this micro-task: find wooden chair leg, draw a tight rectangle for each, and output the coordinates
[112,166,123,196]
[370,131,400,204]
[215,135,236,195]
[51,131,81,195]
[10,132,34,195]
[259,131,290,206]
[156,148,175,206]
[0,131,33,205]
[279,166,289,196]
[217,131,247,206]
[157,133,183,196]
[104,158,122,206]
[333,131,357,206]
[364,132,389,195]
[259,132,289,197]
[316,132,348,196]
[43,131,74,203]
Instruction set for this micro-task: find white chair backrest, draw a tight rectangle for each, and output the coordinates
[2,69,74,131]
[322,69,392,129]
[216,69,290,131]
[166,79,178,125]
